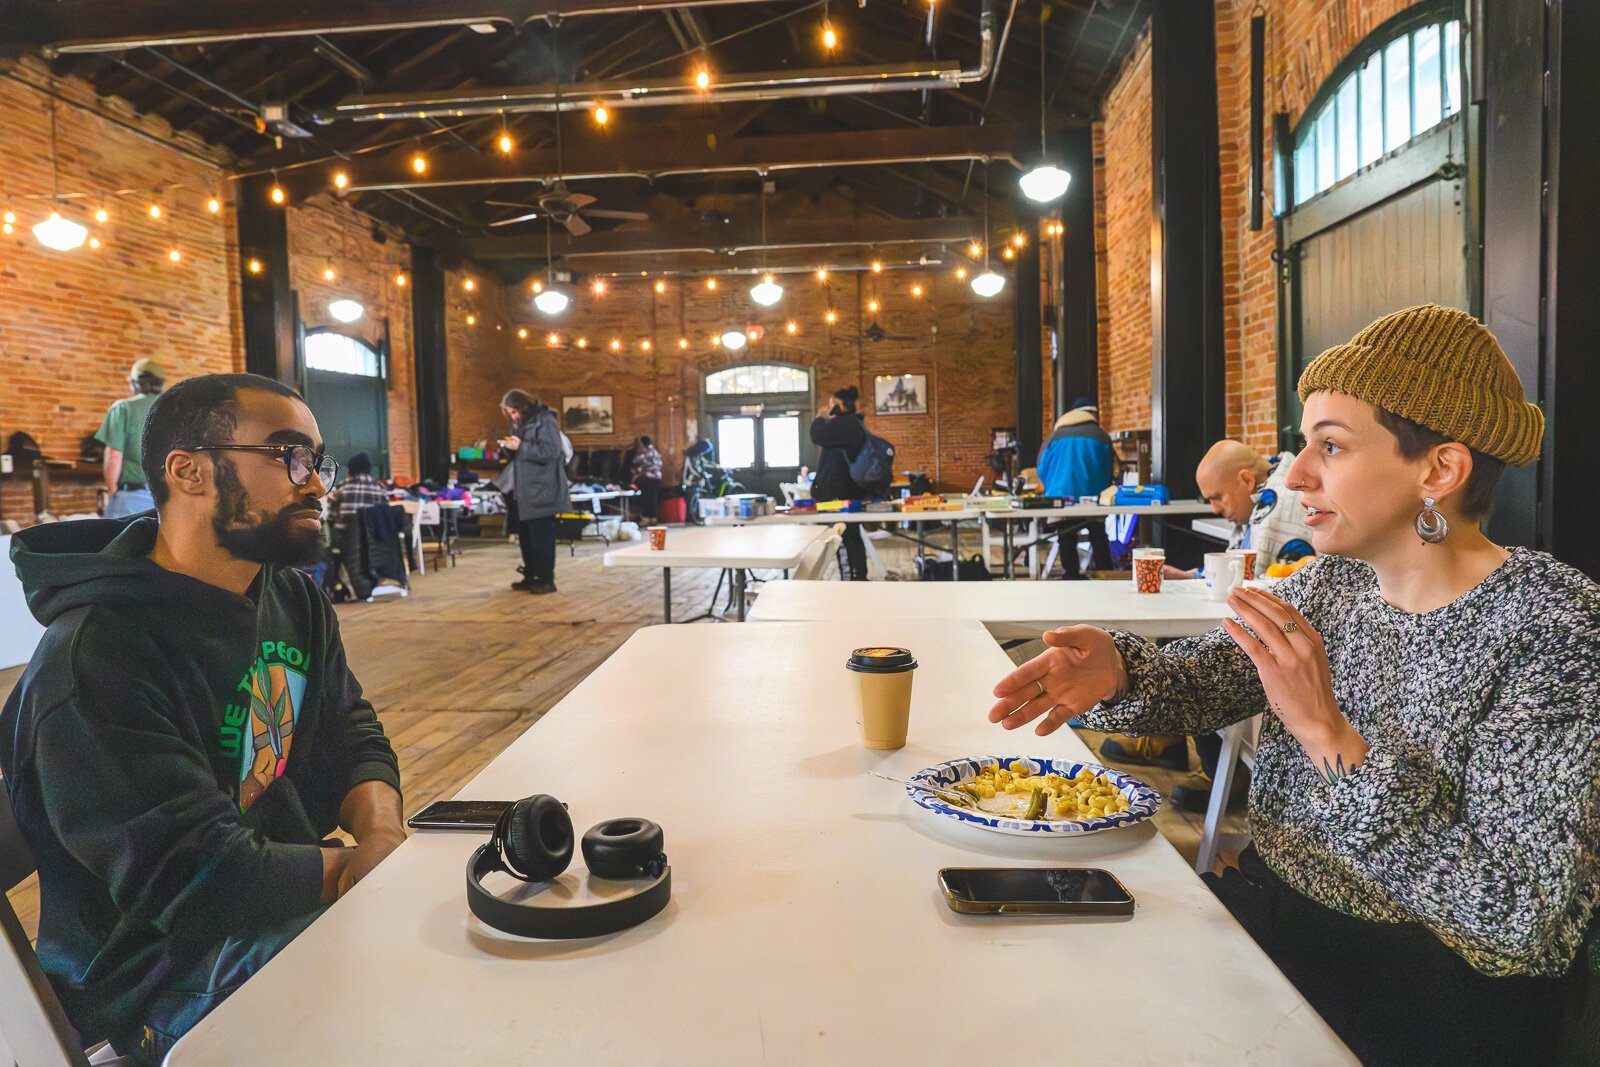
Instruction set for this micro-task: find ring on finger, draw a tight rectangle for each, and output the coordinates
[1034,679,1047,698]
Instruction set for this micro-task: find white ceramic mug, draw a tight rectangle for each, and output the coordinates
[1203,552,1244,601]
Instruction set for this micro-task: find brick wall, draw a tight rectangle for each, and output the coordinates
[446,266,518,456]
[287,197,418,481]
[1095,31,1153,437]
[1213,0,1416,450]
[0,60,237,521]
[1096,0,1417,453]
[480,261,1018,492]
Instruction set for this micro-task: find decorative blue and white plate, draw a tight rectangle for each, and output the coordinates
[906,756,1161,838]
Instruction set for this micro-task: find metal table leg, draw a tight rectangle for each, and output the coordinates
[1002,517,1015,580]
[662,568,673,624]
[734,568,748,620]
[951,519,961,582]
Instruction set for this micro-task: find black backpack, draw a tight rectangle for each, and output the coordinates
[847,429,895,495]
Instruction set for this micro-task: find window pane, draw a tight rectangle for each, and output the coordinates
[1443,20,1462,117]
[1360,58,1384,166]
[1385,36,1411,150]
[1294,135,1316,204]
[1413,24,1442,133]
[763,416,801,468]
[1315,111,1337,192]
[304,333,380,376]
[717,418,756,469]
[1335,74,1359,181]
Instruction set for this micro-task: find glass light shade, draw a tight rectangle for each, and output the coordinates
[534,288,571,315]
[32,212,88,252]
[749,278,784,306]
[719,329,748,350]
[328,299,365,323]
[1018,164,1072,203]
[970,270,1006,298]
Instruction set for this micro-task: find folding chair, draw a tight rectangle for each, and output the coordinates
[1,777,131,1066]
[791,523,845,581]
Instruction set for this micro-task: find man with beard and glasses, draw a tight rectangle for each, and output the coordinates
[0,373,402,1064]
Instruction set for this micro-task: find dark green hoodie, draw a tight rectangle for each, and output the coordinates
[0,516,399,1048]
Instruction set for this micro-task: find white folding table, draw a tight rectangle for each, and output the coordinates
[604,524,828,622]
[747,577,1232,640]
[0,534,45,669]
[165,619,1350,1066]
[711,501,1217,579]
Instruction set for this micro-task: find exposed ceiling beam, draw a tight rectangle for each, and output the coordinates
[454,215,984,262]
[275,124,1043,197]
[18,0,799,55]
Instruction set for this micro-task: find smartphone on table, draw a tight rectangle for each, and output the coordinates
[938,867,1134,916]
[406,799,512,831]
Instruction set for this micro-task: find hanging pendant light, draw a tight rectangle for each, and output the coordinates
[971,160,1006,298]
[748,184,783,307]
[1019,10,1071,204]
[33,93,87,252]
[719,329,748,350]
[534,217,570,315]
[328,298,365,323]
[750,273,784,307]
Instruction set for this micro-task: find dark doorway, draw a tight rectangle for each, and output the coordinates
[302,329,391,478]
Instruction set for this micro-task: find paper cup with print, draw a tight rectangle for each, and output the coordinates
[647,525,668,551]
[1131,548,1165,594]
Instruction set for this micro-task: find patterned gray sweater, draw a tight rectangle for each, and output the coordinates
[1084,548,1600,977]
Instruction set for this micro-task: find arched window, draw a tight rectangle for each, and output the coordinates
[1292,11,1462,206]
[704,363,809,396]
[304,330,383,377]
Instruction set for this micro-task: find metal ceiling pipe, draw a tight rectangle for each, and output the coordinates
[345,149,1021,194]
[44,0,797,54]
[545,233,981,260]
[315,2,995,123]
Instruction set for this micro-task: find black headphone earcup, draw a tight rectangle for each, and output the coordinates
[500,794,573,882]
[582,818,667,879]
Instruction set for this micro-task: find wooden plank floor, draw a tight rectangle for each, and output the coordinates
[3,527,1246,942]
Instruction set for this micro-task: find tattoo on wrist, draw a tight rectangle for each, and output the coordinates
[1320,753,1360,786]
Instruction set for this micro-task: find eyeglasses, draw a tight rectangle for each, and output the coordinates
[192,444,340,495]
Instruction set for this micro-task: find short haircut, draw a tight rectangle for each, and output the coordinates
[1373,407,1505,522]
[142,373,302,507]
[640,435,653,447]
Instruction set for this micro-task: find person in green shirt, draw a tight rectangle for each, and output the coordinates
[97,358,166,517]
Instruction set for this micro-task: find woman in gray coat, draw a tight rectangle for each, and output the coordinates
[498,389,570,593]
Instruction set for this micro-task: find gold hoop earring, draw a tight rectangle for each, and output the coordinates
[1416,497,1449,544]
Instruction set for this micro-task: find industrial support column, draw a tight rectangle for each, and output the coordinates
[410,247,451,485]
[1149,0,1226,564]
[1012,201,1044,463]
[1053,126,1098,418]
[237,174,296,385]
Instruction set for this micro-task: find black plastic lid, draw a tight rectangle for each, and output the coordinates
[846,646,918,674]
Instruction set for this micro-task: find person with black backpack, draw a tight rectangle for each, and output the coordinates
[809,386,889,580]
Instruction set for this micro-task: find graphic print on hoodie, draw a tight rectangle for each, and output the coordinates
[232,644,306,810]
[0,515,399,1049]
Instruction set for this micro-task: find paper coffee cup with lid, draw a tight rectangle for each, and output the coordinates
[846,646,917,749]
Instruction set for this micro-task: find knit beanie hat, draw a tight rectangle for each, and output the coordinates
[1297,304,1544,467]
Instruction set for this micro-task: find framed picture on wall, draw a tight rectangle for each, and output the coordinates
[562,395,614,434]
[873,374,928,416]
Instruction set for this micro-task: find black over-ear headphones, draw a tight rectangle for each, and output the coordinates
[466,795,672,939]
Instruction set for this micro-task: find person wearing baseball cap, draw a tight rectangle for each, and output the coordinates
[991,306,1596,1060]
[96,358,169,518]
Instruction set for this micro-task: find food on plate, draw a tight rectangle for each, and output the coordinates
[956,761,1131,820]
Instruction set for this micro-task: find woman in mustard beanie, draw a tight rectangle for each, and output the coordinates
[989,305,1597,1063]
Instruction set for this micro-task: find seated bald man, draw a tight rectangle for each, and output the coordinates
[1102,440,1314,810]
[1164,439,1316,579]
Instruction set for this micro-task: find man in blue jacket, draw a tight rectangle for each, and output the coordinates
[1,373,403,1063]
[1036,398,1116,578]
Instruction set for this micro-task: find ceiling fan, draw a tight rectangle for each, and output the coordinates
[484,188,647,236]
[484,26,647,237]
[862,319,917,343]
